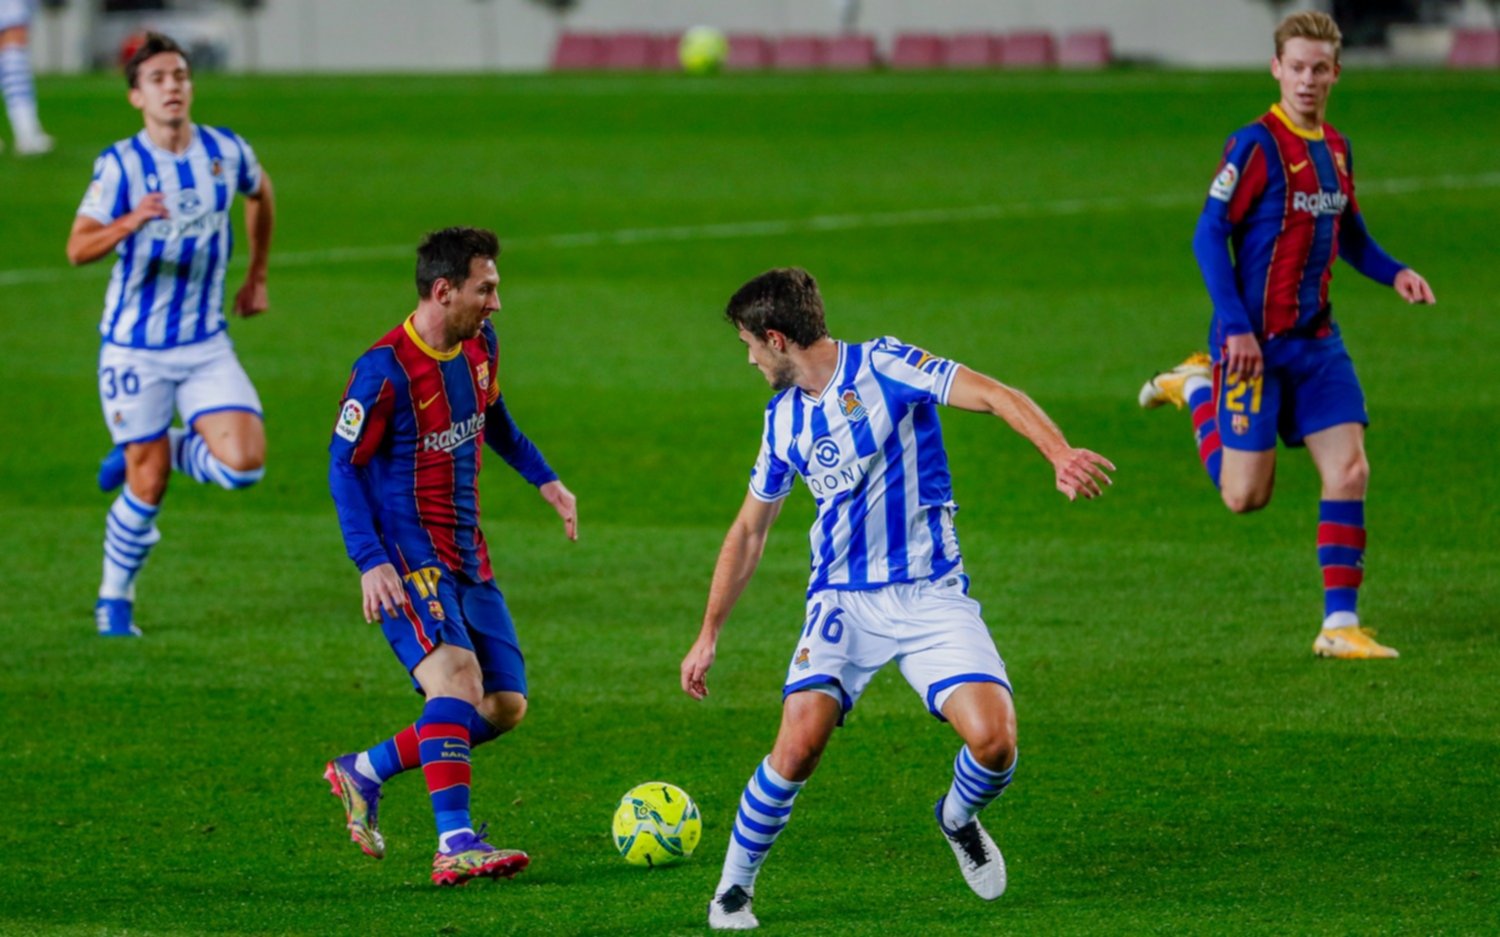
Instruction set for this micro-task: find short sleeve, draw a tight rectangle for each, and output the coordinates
[77,148,129,225]
[868,338,959,406]
[330,357,396,467]
[748,403,795,503]
[226,129,263,196]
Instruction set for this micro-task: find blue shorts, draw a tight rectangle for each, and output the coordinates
[380,566,527,697]
[1215,334,1367,451]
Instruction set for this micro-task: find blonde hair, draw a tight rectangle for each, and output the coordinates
[1275,11,1343,63]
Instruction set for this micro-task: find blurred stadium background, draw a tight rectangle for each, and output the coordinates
[22,0,1500,73]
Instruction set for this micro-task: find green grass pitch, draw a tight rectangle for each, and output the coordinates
[0,68,1496,935]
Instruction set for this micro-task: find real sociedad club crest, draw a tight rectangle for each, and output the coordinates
[840,389,868,422]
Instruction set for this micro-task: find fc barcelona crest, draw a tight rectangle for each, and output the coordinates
[840,389,868,422]
[428,600,446,621]
[476,361,490,391]
[1232,414,1250,435]
[1334,151,1347,176]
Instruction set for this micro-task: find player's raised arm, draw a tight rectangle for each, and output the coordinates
[945,366,1114,501]
[681,492,784,700]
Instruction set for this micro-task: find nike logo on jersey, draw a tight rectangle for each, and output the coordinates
[1289,160,1309,173]
[418,393,441,410]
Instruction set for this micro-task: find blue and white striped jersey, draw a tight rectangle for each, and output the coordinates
[750,337,964,595]
[77,125,262,349]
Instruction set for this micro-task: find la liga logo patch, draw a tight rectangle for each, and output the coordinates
[1209,163,1239,202]
[335,399,366,442]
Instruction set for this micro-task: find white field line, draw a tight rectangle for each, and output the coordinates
[3,171,1497,289]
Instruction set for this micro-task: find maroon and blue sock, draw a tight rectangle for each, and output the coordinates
[1188,381,1222,488]
[365,724,421,782]
[417,697,475,842]
[1318,499,1366,623]
[365,711,502,784]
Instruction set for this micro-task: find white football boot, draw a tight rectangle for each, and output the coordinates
[937,797,1007,900]
[708,885,759,930]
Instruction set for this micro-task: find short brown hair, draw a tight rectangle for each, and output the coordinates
[125,32,190,88]
[415,227,501,298]
[1275,11,1342,63]
[725,268,829,348]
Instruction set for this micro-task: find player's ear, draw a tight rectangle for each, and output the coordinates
[128,87,145,111]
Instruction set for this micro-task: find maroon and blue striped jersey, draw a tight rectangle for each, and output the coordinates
[328,316,556,583]
[1193,104,1404,354]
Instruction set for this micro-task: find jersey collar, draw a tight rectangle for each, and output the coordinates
[1270,104,1325,141]
[803,340,845,404]
[136,123,201,159]
[403,315,462,361]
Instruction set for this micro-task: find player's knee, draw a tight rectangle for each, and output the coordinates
[1221,488,1270,514]
[968,728,1017,773]
[480,693,527,733]
[1329,456,1369,498]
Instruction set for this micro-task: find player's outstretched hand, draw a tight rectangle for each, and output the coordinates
[233,277,268,318]
[361,562,409,623]
[1394,268,1435,305]
[1224,332,1263,379]
[540,480,578,541]
[1052,448,1115,501]
[681,637,716,700]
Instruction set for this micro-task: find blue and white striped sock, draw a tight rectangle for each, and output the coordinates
[171,428,264,490]
[100,486,161,599]
[0,44,42,140]
[940,746,1015,830]
[716,757,805,895]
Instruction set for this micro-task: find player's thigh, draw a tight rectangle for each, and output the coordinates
[783,590,899,720]
[99,344,179,445]
[177,335,264,431]
[770,690,843,782]
[892,576,1011,722]
[381,565,480,696]
[457,577,528,698]
[1280,338,1367,448]
[1216,359,1282,455]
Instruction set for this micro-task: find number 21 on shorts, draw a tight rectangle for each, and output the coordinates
[1223,373,1263,413]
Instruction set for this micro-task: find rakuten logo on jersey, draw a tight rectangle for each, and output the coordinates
[1291,190,1348,217]
[423,413,485,452]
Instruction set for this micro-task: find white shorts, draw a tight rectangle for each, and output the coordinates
[783,574,1010,722]
[0,0,35,31]
[98,333,262,445]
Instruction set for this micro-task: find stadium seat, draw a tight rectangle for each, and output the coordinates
[1060,30,1112,69]
[945,33,1003,69]
[1447,28,1500,68]
[827,34,878,70]
[889,33,946,70]
[726,33,772,71]
[773,36,829,71]
[650,34,682,71]
[1002,31,1057,68]
[551,32,607,71]
[603,32,656,71]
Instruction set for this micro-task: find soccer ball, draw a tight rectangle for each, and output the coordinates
[612,781,702,867]
[679,26,728,76]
